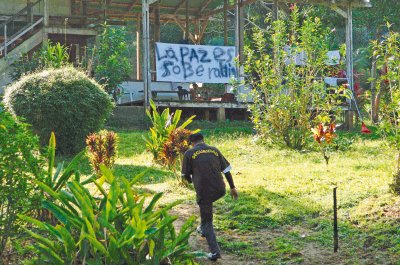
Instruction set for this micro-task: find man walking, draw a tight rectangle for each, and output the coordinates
[181,133,238,261]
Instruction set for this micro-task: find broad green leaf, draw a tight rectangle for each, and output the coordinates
[121,177,135,208]
[149,239,155,257]
[52,162,64,183]
[53,151,84,191]
[56,225,76,259]
[100,164,114,183]
[143,192,163,215]
[68,181,95,224]
[24,229,57,253]
[42,200,82,229]
[34,243,64,265]
[47,132,56,183]
[84,218,96,239]
[83,233,108,256]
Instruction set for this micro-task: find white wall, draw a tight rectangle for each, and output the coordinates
[0,0,70,16]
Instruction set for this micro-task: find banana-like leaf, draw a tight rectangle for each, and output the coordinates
[67,181,95,224]
[121,177,135,208]
[18,214,60,237]
[24,229,58,253]
[82,233,108,256]
[42,200,83,229]
[105,178,119,222]
[100,164,114,183]
[143,192,163,215]
[149,239,155,258]
[52,162,64,183]
[47,132,56,183]
[107,236,120,263]
[92,180,108,198]
[84,218,97,239]
[55,225,76,259]
[172,216,196,248]
[53,151,84,191]
[129,169,148,186]
[34,243,64,265]
[179,115,197,130]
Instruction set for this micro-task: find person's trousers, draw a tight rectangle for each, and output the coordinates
[198,201,220,254]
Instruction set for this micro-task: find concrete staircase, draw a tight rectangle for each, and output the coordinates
[0,28,44,93]
[0,0,45,94]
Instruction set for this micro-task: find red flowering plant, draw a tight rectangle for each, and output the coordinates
[311,123,338,167]
[86,130,118,176]
[159,128,192,185]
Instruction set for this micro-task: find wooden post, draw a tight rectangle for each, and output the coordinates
[273,0,278,21]
[103,0,107,23]
[154,2,160,42]
[204,109,210,121]
[136,14,141,80]
[152,2,160,80]
[43,0,49,42]
[224,0,228,45]
[142,0,151,108]
[239,0,244,65]
[217,107,226,121]
[27,1,33,24]
[345,2,354,129]
[80,0,87,26]
[234,0,240,69]
[185,0,189,41]
[333,187,339,252]
[44,0,49,27]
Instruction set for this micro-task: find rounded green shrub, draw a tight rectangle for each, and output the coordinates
[3,67,113,154]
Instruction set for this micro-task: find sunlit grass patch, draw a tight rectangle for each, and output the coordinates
[105,121,400,263]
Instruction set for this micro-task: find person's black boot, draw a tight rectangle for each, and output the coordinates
[207,252,221,261]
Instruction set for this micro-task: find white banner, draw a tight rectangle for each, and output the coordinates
[155,42,237,83]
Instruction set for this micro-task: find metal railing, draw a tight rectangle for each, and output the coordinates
[0,0,44,57]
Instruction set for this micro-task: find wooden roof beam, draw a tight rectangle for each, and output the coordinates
[174,0,187,15]
[272,0,371,8]
[198,0,257,19]
[198,0,213,14]
[172,16,196,43]
[330,4,347,18]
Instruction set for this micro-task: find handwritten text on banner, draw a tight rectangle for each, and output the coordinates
[155,42,237,83]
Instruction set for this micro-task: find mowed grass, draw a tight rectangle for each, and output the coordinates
[113,121,399,264]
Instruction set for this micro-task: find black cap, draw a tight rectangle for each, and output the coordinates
[189,133,204,143]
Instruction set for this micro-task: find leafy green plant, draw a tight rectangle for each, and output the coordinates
[244,7,347,150]
[372,25,400,193]
[19,166,201,264]
[3,67,114,154]
[45,132,84,193]
[144,100,197,162]
[0,105,44,257]
[94,24,132,100]
[86,130,118,175]
[9,41,70,81]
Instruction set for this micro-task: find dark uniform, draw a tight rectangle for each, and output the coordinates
[181,143,233,255]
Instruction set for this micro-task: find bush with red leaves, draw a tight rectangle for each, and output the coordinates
[86,130,118,175]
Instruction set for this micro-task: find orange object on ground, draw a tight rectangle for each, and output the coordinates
[361,122,372,134]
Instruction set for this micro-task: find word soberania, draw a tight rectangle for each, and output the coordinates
[155,42,237,83]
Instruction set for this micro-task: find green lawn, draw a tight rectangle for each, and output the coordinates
[110,121,399,264]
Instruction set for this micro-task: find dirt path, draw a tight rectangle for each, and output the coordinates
[171,203,260,265]
[170,203,368,265]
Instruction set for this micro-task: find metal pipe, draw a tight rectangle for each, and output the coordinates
[4,24,7,56]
